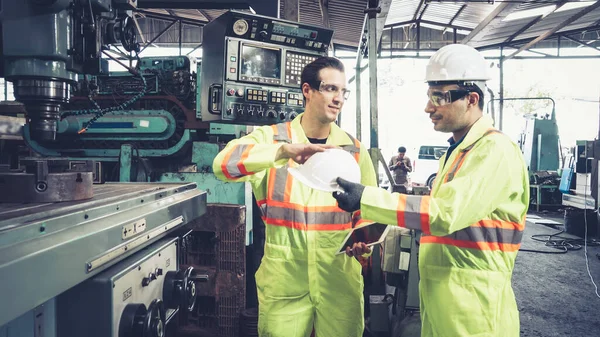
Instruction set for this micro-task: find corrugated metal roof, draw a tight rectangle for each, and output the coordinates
[279,0,368,47]
[133,0,600,53]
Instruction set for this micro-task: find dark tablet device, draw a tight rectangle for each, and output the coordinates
[336,223,391,255]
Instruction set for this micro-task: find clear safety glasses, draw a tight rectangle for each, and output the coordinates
[315,81,351,100]
[427,89,471,107]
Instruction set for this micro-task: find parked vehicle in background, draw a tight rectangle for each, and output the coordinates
[411,145,448,189]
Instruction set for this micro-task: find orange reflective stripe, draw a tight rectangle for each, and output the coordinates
[444,129,501,183]
[267,168,277,200]
[261,204,353,231]
[420,196,431,235]
[220,146,236,180]
[420,219,523,252]
[264,218,352,231]
[283,160,293,202]
[236,144,254,175]
[396,194,407,228]
[396,195,431,234]
[221,144,255,179]
[420,236,521,252]
[444,151,467,183]
[475,219,525,231]
[257,199,343,212]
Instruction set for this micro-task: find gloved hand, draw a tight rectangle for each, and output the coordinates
[333,177,365,212]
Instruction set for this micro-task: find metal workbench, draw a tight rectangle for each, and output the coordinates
[0,182,207,327]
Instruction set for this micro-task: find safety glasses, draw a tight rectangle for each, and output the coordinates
[427,89,471,107]
[311,81,351,100]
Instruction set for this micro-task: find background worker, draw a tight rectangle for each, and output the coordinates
[334,44,529,337]
[388,146,412,193]
[213,56,377,337]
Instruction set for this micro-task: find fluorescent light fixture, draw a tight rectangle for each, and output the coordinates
[555,1,596,13]
[502,5,556,22]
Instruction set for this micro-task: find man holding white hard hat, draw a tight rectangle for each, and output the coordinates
[213,57,377,337]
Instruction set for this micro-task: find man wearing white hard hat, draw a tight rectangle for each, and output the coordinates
[213,57,377,337]
[333,44,529,337]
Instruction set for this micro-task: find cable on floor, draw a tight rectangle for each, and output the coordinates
[519,229,600,254]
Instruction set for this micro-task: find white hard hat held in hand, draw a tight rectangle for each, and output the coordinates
[288,148,360,192]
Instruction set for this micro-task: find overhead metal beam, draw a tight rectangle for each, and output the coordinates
[384,20,415,29]
[136,10,207,26]
[132,15,147,44]
[506,0,600,60]
[504,2,567,44]
[462,2,516,45]
[413,0,426,21]
[138,19,179,53]
[197,9,212,21]
[562,34,600,53]
[506,44,554,57]
[419,19,472,32]
[418,4,429,21]
[449,4,467,26]
[136,0,252,9]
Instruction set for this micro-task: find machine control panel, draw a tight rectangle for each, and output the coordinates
[200,11,332,125]
[223,84,303,123]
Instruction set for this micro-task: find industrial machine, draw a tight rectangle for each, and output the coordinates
[200,10,332,124]
[0,3,334,337]
[490,98,562,211]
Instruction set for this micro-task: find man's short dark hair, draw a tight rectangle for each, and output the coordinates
[398,146,406,153]
[458,84,485,110]
[301,56,345,90]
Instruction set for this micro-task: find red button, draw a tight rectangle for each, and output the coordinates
[230,68,236,73]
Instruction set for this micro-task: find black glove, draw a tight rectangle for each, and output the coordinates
[333,177,365,212]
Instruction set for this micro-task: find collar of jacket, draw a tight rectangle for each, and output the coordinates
[450,114,495,153]
[291,112,356,146]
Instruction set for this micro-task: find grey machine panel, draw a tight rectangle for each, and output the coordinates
[0,182,206,327]
[57,237,178,337]
[200,10,333,124]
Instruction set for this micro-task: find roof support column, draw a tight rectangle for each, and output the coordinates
[499,46,504,131]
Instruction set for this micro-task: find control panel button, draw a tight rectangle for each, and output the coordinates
[227,89,236,96]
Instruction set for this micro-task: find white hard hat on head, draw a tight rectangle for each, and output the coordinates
[288,148,361,192]
[425,44,491,83]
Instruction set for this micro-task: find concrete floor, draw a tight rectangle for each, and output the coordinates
[515,211,600,337]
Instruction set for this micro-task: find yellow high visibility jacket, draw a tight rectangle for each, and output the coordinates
[213,113,377,337]
[360,115,529,337]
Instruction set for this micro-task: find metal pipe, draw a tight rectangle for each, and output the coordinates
[179,20,183,56]
[356,64,362,141]
[499,46,504,131]
[368,9,379,149]
[139,20,178,54]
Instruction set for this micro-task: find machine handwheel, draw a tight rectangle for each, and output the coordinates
[163,266,199,312]
[145,299,166,337]
[118,303,147,337]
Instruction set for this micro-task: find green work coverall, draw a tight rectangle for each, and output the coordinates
[360,115,529,337]
[214,114,377,337]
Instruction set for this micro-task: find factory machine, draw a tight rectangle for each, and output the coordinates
[0,3,333,337]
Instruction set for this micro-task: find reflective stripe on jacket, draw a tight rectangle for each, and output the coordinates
[360,114,529,337]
